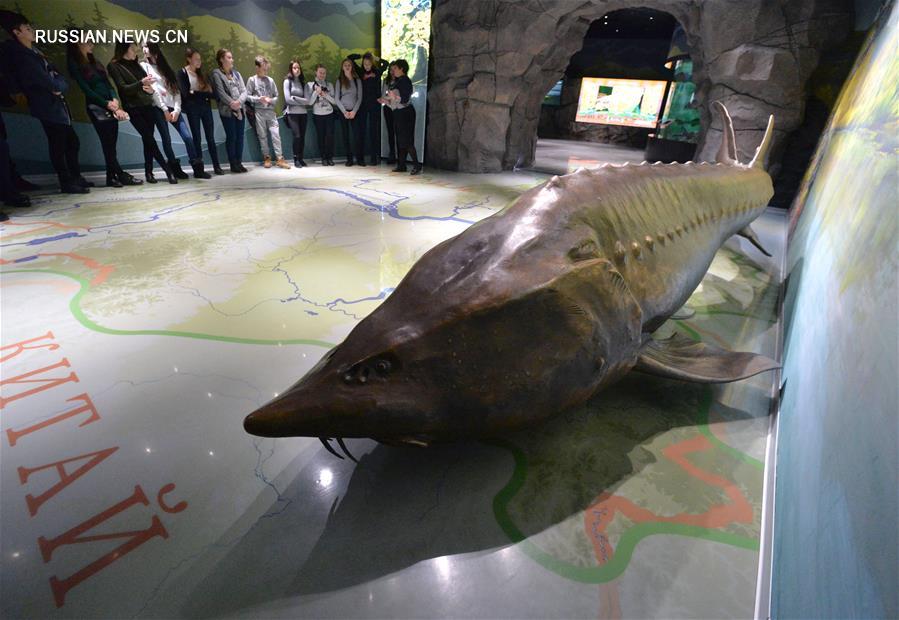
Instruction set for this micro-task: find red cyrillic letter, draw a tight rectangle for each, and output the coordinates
[18,447,118,516]
[6,393,101,447]
[0,331,58,363]
[39,485,169,608]
[0,358,79,409]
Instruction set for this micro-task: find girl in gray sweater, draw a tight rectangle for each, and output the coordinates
[210,48,248,172]
[307,64,346,165]
[283,60,310,167]
[335,58,362,166]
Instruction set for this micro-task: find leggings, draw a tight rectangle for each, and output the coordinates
[394,106,418,165]
[220,114,245,164]
[355,104,380,161]
[87,111,123,177]
[125,106,167,174]
[383,105,396,159]
[338,115,357,160]
[184,105,220,167]
[40,120,82,184]
[312,113,335,159]
[285,113,307,161]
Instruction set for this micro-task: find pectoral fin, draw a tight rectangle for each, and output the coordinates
[634,333,780,383]
[737,225,772,257]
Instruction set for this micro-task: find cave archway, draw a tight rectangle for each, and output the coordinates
[427,0,852,173]
[532,8,699,173]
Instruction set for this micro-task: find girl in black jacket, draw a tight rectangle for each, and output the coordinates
[178,48,223,175]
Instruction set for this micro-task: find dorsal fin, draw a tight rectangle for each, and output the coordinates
[714,102,737,165]
[749,114,775,170]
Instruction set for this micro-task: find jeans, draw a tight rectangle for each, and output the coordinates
[126,106,168,174]
[312,113,334,160]
[355,104,380,161]
[151,107,178,162]
[40,120,82,184]
[87,110,123,177]
[220,114,245,164]
[168,108,198,160]
[185,105,220,167]
[285,113,307,161]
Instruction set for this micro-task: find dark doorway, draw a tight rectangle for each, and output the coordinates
[531,8,698,175]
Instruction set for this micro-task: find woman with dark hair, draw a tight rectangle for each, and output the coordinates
[382,59,421,175]
[210,48,247,173]
[335,58,362,166]
[353,51,388,166]
[178,48,223,175]
[107,42,177,184]
[141,42,198,179]
[381,60,398,164]
[283,59,309,167]
[66,38,141,187]
[307,63,345,166]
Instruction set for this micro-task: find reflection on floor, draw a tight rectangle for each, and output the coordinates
[530,139,647,175]
[0,164,783,619]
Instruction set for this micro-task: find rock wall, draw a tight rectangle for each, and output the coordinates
[428,0,853,172]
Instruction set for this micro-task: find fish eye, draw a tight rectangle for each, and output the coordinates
[342,372,354,384]
[375,359,391,374]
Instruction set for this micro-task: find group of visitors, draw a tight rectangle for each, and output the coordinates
[0,10,422,220]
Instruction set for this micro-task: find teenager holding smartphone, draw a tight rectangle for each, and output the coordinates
[307,64,345,166]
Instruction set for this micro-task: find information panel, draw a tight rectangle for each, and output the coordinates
[575,78,667,128]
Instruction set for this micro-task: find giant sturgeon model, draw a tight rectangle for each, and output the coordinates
[244,103,780,459]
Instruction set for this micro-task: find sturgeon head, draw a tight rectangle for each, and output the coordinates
[244,186,645,447]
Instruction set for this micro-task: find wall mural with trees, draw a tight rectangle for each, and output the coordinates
[1,0,378,170]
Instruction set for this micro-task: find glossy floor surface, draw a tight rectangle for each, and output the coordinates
[1,162,784,619]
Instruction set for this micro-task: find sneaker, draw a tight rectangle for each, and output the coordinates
[275,157,291,169]
[263,155,272,169]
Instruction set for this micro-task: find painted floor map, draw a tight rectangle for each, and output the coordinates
[0,166,780,619]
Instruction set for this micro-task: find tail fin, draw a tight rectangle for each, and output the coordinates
[749,114,775,170]
[714,102,738,165]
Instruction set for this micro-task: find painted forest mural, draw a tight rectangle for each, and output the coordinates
[0,0,378,124]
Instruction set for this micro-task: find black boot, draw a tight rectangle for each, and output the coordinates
[345,155,354,167]
[106,172,123,188]
[117,170,143,186]
[299,159,307,167]
[146,171,157,184]
[192,159,211,179]
[168,159,189,180]
[161,163,178,184]
[410,163,423,176]
[213,163,225,175]
[229,160,241,173]
[237,162,248,173]
[76,176,95,188]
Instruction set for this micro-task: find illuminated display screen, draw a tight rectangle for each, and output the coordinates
[575,78,667,128]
